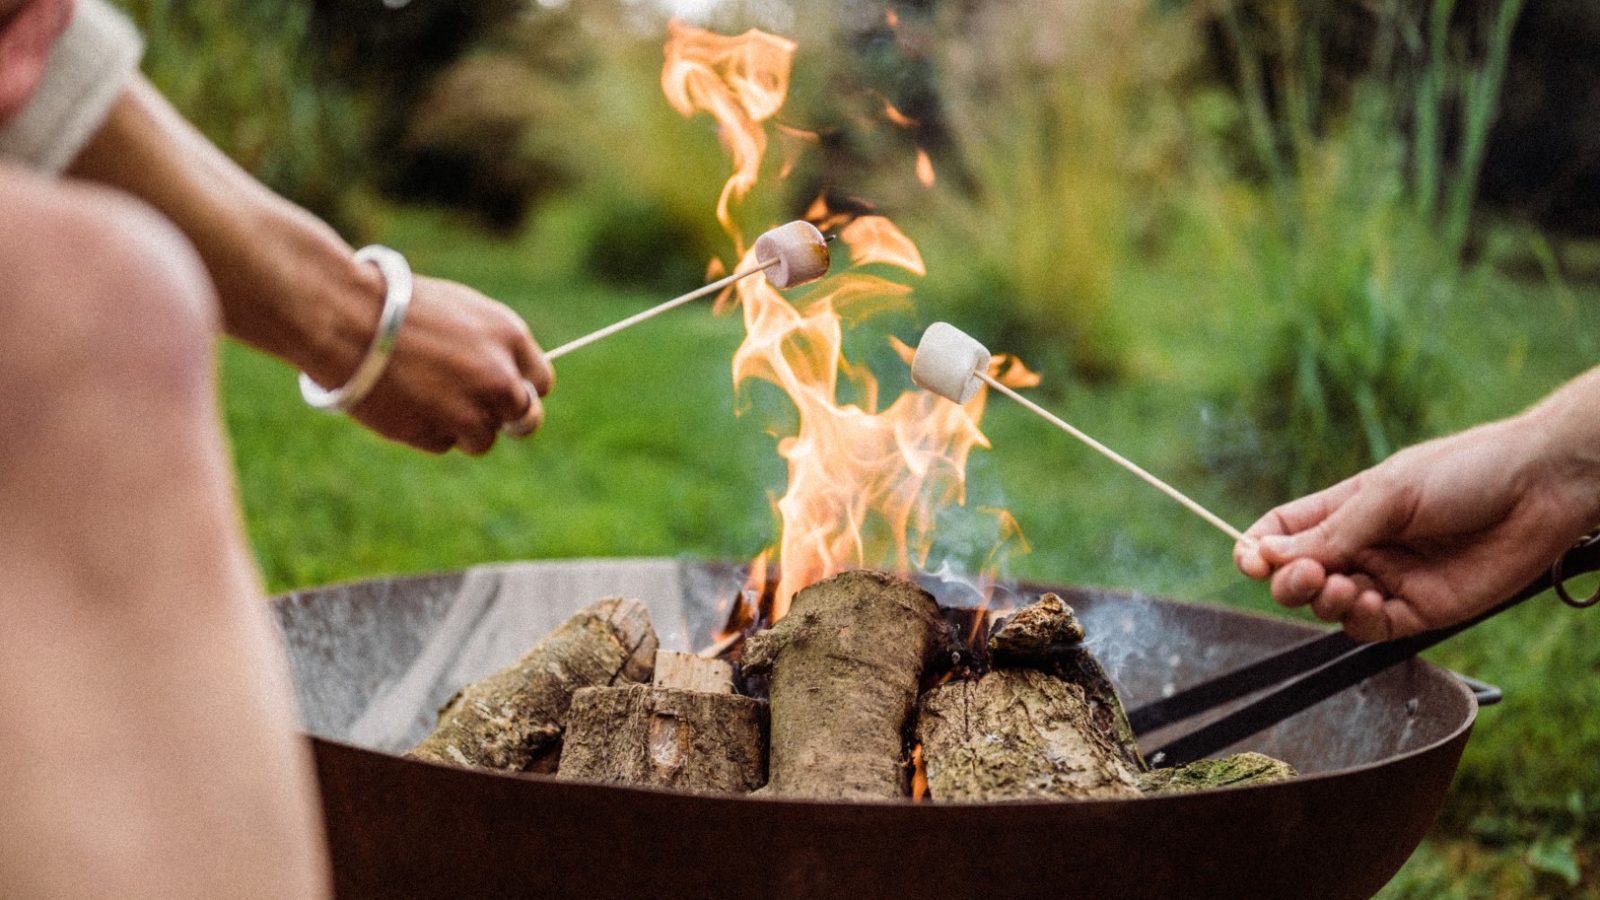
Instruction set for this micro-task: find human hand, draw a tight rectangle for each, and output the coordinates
[336,274,553,455]
[1233,416,1600,642]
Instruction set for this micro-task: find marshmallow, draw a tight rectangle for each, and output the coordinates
[753,220,830,289]
[912,322,991,404]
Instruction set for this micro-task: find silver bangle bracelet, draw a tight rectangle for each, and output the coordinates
[299,245,414,414]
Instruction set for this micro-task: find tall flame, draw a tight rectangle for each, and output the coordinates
[663,22,1031,622]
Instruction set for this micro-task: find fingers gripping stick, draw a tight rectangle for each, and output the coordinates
[911,322,1245,543]
[544,220,830,361]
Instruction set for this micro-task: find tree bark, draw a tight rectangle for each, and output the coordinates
[408,596,657,772]
[916,668,1143,802]
[988,593,1145,773]
[742,569,950,800]
[558,684,767,794]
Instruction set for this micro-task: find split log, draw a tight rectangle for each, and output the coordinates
[916,668,1143,802]
[989,593,1145,773]
[653,650,734,694]
[558,684,767,793]
[1138,752,1296,794]
[742,569,951,800]
[408,596,658,772]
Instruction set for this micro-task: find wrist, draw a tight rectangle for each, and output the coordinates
[1515,370,1600,517]
[221,199,384,388]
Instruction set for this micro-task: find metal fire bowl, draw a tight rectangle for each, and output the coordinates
[273,558,1476,900]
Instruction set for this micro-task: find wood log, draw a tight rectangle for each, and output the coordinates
[742,569,951,800]
[653,650,733,694]
[987,592,1086,659]
[1137,752,1296,794]
[916,668,1143,802]
[558,684,767,793]
[988,593,1145,773]
[408,596,657,772]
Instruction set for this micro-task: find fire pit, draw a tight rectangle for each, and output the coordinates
[273,557,1475,900]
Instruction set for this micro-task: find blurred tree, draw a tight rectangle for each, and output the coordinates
[119,0,370,230]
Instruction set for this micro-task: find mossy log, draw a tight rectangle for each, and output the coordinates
[742,570,950,800]
[916,668,1143,802]
[988,593,1145,773]
[558,684,767,794]
[408,596,658,772]
[1137,752,1297,794]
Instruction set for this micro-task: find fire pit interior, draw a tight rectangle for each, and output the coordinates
[274,557,1477,900]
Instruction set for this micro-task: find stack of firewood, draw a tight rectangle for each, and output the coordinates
[408,571,1294,799]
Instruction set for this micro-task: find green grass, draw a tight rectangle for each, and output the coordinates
[226,205,1600,893]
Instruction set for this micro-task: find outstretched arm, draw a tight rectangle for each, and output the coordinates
[1234,366,1600,641]
[66,74,553,454]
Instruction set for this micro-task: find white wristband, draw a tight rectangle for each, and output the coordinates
[299,245,413,413]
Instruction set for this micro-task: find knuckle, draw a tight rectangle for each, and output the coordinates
[492,305,532,343]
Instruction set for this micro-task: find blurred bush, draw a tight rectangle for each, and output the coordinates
[119,0,372,230]
[912,0,1199,380]
[1197,0,1523,499]
[393,2,784,282]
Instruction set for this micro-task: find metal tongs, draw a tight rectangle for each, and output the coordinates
[1133,531,1600,768]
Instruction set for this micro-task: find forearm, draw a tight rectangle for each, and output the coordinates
[1515,365,1600,519]
[65,74,375,386]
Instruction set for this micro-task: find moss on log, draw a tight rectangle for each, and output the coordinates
[558,684,767,793]
[1137,752,1297,794]
[916,668,1143,802]
[742,570,950,800]
[408,596,658,772]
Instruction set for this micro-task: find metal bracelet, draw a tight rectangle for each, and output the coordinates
[299,245,414,414]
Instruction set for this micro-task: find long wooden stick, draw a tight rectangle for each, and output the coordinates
[545,258,780,360]
[977,371,1245,542]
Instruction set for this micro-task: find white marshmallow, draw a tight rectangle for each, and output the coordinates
[912,322,991,404]
[753,220,830,289]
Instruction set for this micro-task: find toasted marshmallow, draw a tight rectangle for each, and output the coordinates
[753,220,830,289]
[912,322,991,404]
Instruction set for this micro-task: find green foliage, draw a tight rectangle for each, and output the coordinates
[1201,0,1524,498]
[116,0,372,230]
[915,0,1198,380]
[397,3,753,269]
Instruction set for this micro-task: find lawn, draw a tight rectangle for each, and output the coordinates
[226,202,1600,896]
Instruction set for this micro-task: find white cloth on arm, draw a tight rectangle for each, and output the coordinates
[0,0,141,174]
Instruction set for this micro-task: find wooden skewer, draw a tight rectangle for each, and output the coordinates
[545,258,780,361]
[976,371,1246,543]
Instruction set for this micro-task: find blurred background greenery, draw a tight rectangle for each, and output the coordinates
[118,0,1600,894]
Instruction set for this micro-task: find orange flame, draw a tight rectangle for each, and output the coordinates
[664,21,1030,622]
[662,21,795,237]
[915,148,937,188]
[882,95,919,129]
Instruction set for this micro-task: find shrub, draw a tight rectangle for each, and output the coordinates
[914,0,1201,380]
[1199,0,1524,499]
[117,0,372,231]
